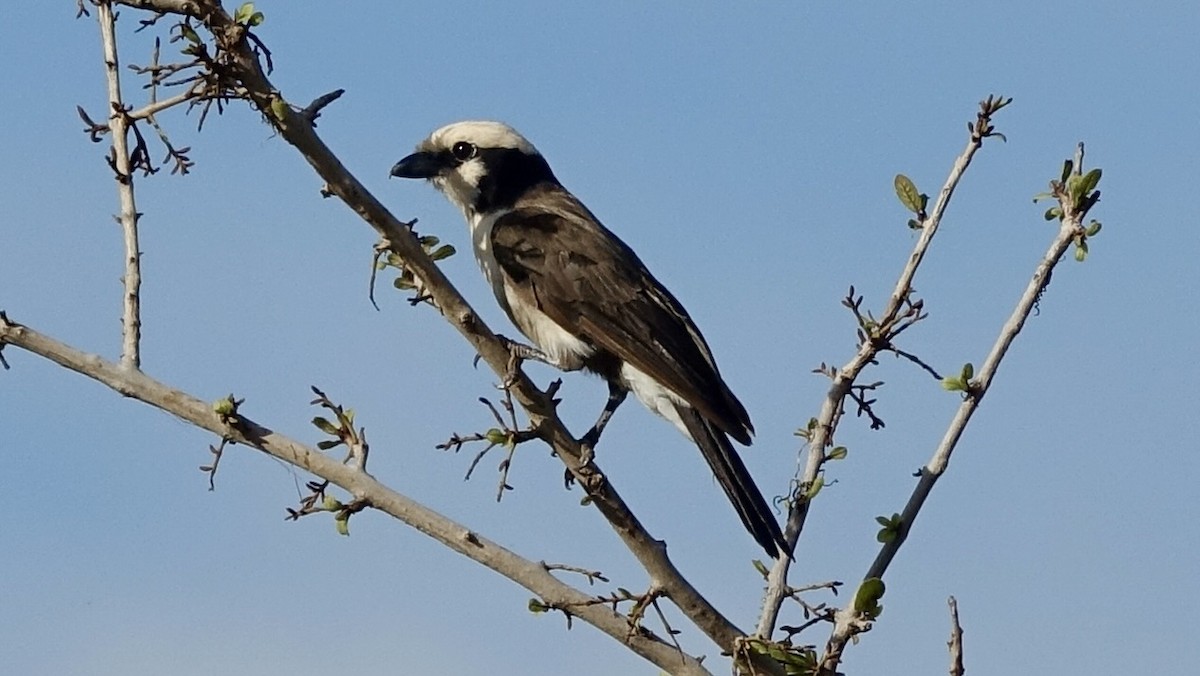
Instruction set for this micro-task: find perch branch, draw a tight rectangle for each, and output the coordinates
[104,3,776,671]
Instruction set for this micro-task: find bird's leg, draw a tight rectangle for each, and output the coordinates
[494,334,554,388]
[579,381,629,456]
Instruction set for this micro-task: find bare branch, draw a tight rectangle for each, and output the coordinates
[947,596,964,676]
[96,1,143,369]
[127,83,201,120]
[0,313,711,676]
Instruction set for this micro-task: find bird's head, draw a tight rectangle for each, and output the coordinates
[390,121,557,216]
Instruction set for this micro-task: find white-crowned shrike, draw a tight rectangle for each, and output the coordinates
[391,121,784,556]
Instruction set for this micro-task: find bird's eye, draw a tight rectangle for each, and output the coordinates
[451,141,477,161]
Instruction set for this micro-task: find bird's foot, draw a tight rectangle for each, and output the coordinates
[495,334,550,388]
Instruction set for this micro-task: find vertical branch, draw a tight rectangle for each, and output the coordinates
[756,97,1009,639]
[97,1,143,369]
[947,596,964,676]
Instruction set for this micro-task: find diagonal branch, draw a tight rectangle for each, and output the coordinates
[105,2,776,671]
[861,170,1087,582]
[0,313,711,676]
[812,147,1097,674]
[756,97,1009,638]
[97,1,143,369]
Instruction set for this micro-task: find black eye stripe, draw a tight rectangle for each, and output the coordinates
[451,141,477,161]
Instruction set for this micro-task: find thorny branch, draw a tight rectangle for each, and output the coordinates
[859,143,1099,585]
[437,395,541,502]
[96,1,144,369]
[790,117,1099,676]
[541,585,684,656]
[0,313,710,676]
[757,96,1012,642]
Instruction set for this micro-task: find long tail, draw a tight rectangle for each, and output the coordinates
[676,404,786,558]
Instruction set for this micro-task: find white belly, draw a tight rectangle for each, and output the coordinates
[469,210,594,369]
[620,362,692,440]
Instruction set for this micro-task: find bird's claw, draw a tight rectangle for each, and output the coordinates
[494,334,548,389]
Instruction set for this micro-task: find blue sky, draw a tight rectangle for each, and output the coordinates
[2,2,1197,675]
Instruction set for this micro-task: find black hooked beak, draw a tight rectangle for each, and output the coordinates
[390,151,446,179]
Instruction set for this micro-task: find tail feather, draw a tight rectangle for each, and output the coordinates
[676,405,786,558]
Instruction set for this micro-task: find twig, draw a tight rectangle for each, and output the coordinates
[127,82,201,121]
[199,437,229,490]
[885,345,943,380]
[542,562,610,585]
[300,89,344,125]
[97,1,143,369]
[757,96,1011,640]
[442,396,540,500]
[0,313,712,676]
[947,596,964,676]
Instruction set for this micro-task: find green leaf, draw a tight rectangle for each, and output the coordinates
[419,235,440,247]
[1044,206,1062,221]
[180,24,201,44]
[853,577,886,618]
[804,476,824,500]
[311,416,339,435]
[875,513,901,543]
[1086,220,1102,237]
[268,97,289,122]
[430,244,456,261]
[1074,242,1088,262]
[827,446,848,461]
[961,363,974,380]
[212,396,236,416]
[316,439,342,450]
[322,496,343,511]
[334,515,350,536]
[1060,159,1074,183]
[1032,191,1054,203]
[234,2,255,24]
[894,174,923,214]
[752,559,770,578]
[485,428,507,445]
[393,276,416,290]
[942,376,966,392]
[907,219,923,230]
[1078,168,1102,197]
[527,598,549,614]
[248,11,265,26]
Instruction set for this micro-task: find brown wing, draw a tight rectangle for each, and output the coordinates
[490,186,753,443]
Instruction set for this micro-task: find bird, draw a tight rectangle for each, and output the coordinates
[390,121,785,557]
